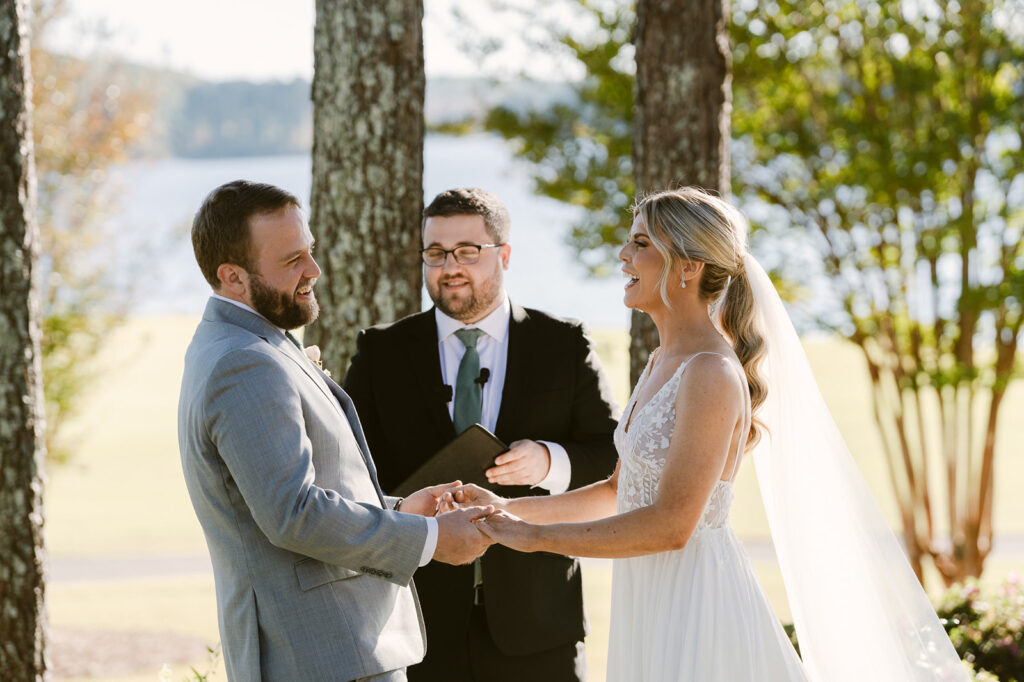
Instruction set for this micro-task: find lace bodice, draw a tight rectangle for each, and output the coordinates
[614,353,741,532]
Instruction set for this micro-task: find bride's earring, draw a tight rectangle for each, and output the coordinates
[680,277,687,289]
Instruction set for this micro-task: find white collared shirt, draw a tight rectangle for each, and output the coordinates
[435,297,571,494]
[209,293,438,566]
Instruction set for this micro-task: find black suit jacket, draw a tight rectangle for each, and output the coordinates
[343,303,619,663]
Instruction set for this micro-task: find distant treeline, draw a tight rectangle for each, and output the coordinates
[170,80,313,158]
[157,76,570,159]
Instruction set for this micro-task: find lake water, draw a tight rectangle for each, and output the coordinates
[110,133,631,330]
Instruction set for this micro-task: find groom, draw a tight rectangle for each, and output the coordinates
[343,187,620,680]
[178,180,493,681]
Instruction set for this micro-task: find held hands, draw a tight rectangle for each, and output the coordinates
[402,483,496,565]
[435,484,539,554]
[432,505,496,565]
[436,483,507,514]
[485,439,551,486]
[475,510,538,553]
[400,481,464,516]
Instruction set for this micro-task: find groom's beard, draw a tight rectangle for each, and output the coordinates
[249,273,319,330]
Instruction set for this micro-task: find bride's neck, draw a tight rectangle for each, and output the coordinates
[648,300,722,355]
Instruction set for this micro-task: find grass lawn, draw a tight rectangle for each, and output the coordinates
[45,316,1024,681]
[48,577,226,681]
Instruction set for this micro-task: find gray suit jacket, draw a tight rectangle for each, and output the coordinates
[178,298,428,681]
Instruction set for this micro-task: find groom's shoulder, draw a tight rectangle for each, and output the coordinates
[188,316,287,364]
[191,316,269,352]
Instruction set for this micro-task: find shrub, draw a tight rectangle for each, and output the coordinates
[937,576,1024,682]
[781,575,1024,682]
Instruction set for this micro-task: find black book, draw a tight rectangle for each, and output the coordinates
[392,424,508,497]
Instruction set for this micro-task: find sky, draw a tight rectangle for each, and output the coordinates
[46,0,562,81]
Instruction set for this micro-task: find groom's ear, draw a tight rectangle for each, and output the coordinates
[216,263,248,297]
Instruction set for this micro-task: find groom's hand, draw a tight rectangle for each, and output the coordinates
[433,506,495,565]
[485,439,551,486]
[400,481,462,516]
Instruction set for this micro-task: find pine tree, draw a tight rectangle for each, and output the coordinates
[306,0,426,371]
[0,0,48,678]
[631,0,731,382]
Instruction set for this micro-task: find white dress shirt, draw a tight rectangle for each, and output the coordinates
[209,294,438,566]
[435,297,572,494]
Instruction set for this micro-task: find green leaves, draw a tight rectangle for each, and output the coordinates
[480,0,636,274]
[735,0,1024,390]
[474,0,1023,388]
[31,1,153,462]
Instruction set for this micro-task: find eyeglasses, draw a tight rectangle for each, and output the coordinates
[420,243,504,267]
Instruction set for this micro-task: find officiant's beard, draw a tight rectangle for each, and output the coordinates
[428,269,503,322]
[249,273,320,330]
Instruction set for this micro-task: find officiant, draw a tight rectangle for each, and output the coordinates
[343,187,619,681]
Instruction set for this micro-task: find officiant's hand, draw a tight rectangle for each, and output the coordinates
[485,439,550,486]
[475,509,538,553]
[400,481,463,516]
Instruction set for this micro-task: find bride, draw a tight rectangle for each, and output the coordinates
[449,187,969,681]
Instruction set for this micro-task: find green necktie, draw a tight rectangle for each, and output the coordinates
[454,327,487,602]
[453,328,485,433]
[285,330,303,350]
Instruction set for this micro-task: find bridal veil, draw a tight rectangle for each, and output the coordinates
[743,251,970,681]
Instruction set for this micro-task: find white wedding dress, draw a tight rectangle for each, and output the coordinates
[605,353,809,681]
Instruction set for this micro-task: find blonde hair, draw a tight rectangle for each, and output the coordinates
[633,187,768,450]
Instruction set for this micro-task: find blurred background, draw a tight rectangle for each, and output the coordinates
[13,0,1023,680]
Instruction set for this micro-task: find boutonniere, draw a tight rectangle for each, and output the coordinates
[303,345,332,378]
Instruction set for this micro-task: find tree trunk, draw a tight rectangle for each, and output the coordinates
[631,0,731,384]
[0,0,48,679]
[307,0,425,373]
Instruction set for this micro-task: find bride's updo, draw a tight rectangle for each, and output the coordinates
[634,187,767,450]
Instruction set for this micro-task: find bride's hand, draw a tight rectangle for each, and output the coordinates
[474,510,539,553]
[453,484,507,510]
[438,484,508,514]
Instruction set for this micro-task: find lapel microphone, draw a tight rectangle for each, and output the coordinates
[439,369,488,404]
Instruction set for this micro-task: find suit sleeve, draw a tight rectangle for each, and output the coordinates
[205,347,426,587]
[563,323,621,490]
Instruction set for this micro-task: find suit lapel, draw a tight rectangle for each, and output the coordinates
[321,372,388,507]
[494,303,530,437]
[273,338,346,418]
[408,310,458,441]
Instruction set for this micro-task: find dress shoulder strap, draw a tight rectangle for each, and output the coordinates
[679,351,751,482]
[684,351,728,364]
